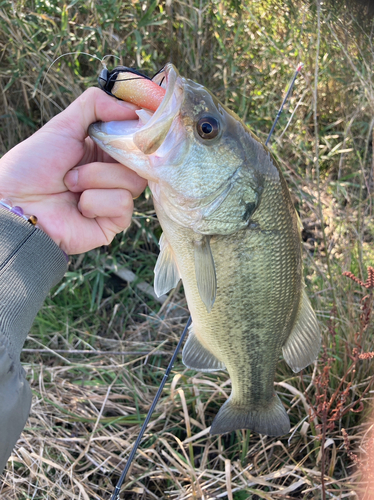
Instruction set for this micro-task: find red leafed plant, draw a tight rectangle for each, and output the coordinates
[303,266,374,500]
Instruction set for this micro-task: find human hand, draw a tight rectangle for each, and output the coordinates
[0,88,147,255]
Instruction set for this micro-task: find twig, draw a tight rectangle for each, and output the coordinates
[103,260,167,304]
[22,349,170,356]
[314,4,327,499]
[313,1,337,316]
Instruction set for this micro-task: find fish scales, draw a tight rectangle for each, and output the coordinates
[154,156,301,415]
[89,63,321,436]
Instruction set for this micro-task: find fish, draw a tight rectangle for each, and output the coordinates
[89,63,321,436]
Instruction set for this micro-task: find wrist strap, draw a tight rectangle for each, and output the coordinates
[0,198,39,227]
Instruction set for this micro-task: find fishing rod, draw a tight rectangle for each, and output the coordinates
[109,62,303,500]
[265,62,303,147]
[110,317,191,500]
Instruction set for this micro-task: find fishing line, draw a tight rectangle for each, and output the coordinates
[109,62,303,500]
[40,51,119,125]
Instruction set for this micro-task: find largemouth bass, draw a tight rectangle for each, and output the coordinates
[89,64,320,436]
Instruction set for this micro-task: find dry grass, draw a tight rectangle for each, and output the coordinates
[1,0,374,498]
[0,305,364,499]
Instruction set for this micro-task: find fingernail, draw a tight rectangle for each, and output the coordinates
[65,169,78,189]
[116,100,140,110]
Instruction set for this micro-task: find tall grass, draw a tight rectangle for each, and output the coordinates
[0,0,374,498]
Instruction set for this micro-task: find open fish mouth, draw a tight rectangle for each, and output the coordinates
[89,64,183,175]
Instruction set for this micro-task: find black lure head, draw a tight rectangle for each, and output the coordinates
[97,66,152,99]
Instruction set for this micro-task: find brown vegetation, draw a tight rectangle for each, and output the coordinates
[0,0,374,498]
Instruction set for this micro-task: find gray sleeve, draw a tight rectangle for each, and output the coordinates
[0,207,67,473]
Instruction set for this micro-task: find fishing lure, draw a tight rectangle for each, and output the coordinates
[97,66,152,97]
[98,66,166,112]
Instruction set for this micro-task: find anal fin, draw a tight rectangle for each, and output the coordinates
[210,393,290,436]
[282,288,321,373]
[182,325,225,372]
[154,233,180,297]
[194,236,216,313]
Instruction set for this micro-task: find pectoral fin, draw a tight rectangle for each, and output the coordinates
[194,237,216,313]
[182,325,225,372]
[282,289,321,373]
[154,234,180,297]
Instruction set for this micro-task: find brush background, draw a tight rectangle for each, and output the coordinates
[0,0,374,498]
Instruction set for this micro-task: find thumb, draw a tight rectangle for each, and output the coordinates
[45,87,138,142]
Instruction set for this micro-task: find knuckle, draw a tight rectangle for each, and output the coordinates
[118,189,133,210]
[115,213,132,232]
[79,192,94,217]
[132,177,147,198]
[123,212,133,229]
[80,87,100,102]
[104,233,115,245]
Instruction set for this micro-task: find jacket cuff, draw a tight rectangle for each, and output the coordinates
[0,339,32,473]
[0,207,68,361]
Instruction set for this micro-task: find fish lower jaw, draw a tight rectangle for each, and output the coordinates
[88,129,156,181]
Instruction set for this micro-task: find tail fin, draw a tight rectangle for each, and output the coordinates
[210,393,290,436]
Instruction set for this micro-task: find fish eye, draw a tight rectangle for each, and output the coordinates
[196,116,220,139]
